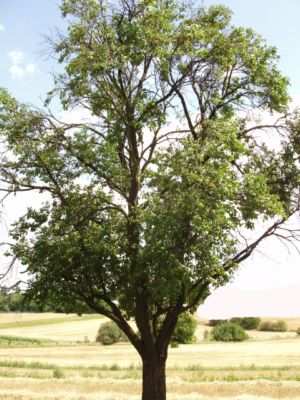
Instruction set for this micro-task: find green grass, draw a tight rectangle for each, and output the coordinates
[181,364,300,372]
[1,359,300,384]
[0,360,58,370]
[0,314,101,330]
[1,357,300,374]
[0,359,138,372]
[0,335,56,347]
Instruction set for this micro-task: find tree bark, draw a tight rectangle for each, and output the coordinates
[142,356,167,400]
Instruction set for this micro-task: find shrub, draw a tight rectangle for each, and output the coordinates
[229,317,243,326]
[259,321,272,331]
[274,320,288,332]
[53,367,64,379]
[171,313,197,344]
[208,319,228,327]
[242,317,261,330]
[211,322,248,342]
[230,317,261,330]
[296,327,300,336]
[259,320,287,332]
[96,321,128,345]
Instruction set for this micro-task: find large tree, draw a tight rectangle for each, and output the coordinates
[1,1,300,399]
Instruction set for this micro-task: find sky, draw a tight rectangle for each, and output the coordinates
[1,0,300,317]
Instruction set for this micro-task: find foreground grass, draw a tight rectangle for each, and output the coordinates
[2,358,300,381]
[0,313,300,399]
[0,375,299,400]
[0,361,300,400]
[0,341,300,399]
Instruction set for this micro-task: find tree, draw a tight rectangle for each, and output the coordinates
[0,252,18,290]
[0,1,300,399]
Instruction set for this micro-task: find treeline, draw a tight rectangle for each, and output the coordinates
[208,317,288,332]
[0,290,91,313]
[208,317,261,330]
[0,290,51,312]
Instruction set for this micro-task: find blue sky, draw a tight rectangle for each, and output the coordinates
[0,0,64,105]
[1,0,300,316]
[1,0,300,103]
[204,0,300,98]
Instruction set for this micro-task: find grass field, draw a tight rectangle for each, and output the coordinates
[0,314,300,399]
[0,313,103,342]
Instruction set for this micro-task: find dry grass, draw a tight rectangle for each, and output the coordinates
[1,340,300,399]
[0,376,299,400]
[0,313,298,343]
[0,314,104,342]
[0,313,68,323]
[0,314,300,399]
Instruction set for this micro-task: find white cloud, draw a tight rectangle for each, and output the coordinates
[9,65,25,79]
[25,64,36,74]
[8,50,24,65]
[0,24,5,32]
[8,50,36,80]
[60,106,99,125]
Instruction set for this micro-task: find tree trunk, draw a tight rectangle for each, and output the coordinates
[142,356,167,400]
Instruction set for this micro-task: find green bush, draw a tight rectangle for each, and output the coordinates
[171,313,197,344]
[230,317,261,330]
[259,320,287,332]
[208,319,228,327]
[96,321,128,345]
[53,367,65,379]
[211,322,248,342]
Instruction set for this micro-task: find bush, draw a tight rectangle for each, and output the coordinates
[274,320,288,332]
[96,321,128,345]
[53,367,64,379]
[171,313,197,344]
[230,317,261,330]
[296,327,300,336]
[208,319,228,327]
[259,320,287,332]
[211,322,248,342]
[243,317,261,330]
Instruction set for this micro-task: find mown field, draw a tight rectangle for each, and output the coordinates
[0,313,300,400]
